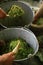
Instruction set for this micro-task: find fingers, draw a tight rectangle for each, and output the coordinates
[33,4,43,22]
[0,52,15,65]
[2,52,14,61]
[0,8,7,18]
[0,40,20,65]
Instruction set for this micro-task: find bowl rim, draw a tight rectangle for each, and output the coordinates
[0,1,33,27]
[0,28,39,61]
[31,24,43,28]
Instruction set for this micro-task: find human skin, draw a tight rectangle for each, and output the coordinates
[0,8,7,18]
[0,52,15,65]
[0,40,15,65]
[0,40,20,65]
[34,4,43,22]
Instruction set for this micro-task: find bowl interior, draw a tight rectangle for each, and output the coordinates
[0,28,39,61]
[0,1,33,27]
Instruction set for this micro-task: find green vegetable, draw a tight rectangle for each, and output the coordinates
[8,5,24,18]
[36,49,43,62]
[8,5,25,26]
[3,39,34,60]
[37,35,43,44]
[36,35,43,62]
[36,18,43,25]
[0,5,25,27]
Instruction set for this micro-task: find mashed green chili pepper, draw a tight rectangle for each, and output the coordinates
[6,39,34,60]
[36,18,43,25]
[0,39,34,59]
[8,5,24,18]
[0,5,25,27]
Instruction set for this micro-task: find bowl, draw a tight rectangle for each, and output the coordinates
[29,24,43,36]
[29,6,43,35]
[0,1,33,27]
[0,28,39,65]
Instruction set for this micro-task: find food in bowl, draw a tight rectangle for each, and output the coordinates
[8,5,24,17]
[8,4,25,26]
[32,6,43,26]
[35,17,43,25]
[0,38,34,60]
[0,4,25,27]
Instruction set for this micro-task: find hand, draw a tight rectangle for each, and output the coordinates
[33,4,43,22]
[0,52,14,65]
[0,40,20,65]
[0,8,7,18]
